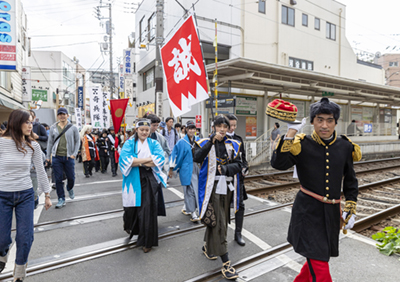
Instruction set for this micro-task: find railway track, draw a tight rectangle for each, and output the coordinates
[246,156,400,183]
[2,158,400,280]
[186,176,400,282]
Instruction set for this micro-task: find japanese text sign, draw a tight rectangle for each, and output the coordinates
[160,15,209,117]
[123,49,133,75]
[89,87,104,128]
[21,67,31,102]
[195,115,201,128]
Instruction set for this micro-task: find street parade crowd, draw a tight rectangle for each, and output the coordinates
[0,97,361,281]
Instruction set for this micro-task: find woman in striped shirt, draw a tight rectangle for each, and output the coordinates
[0,109,52,282]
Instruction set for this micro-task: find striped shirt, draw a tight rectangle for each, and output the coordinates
[0,138,50,193]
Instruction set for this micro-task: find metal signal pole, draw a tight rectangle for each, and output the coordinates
[155,0,164,118]
[109,3,114,99]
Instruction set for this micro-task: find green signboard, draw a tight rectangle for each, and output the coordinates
[235,96,257,116]
[32,89,48,102]
[322,91,334,97]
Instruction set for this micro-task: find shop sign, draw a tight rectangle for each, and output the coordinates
[196,115,201,128]
[21,67,31,102]
[32,89,47,102]
[78,86,84,109]
[0,0,17,71]
[236,97,257,116]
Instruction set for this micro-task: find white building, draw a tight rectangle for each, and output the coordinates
[0,0,29,122]
[134,0,396,141]
[28,51,80,124]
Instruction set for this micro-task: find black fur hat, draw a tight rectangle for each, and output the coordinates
[310,98,341,124]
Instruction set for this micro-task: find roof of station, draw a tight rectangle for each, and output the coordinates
[206,57,400,106]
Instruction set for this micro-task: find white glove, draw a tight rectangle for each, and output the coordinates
[287,117,307,132]
[342,212,356,230]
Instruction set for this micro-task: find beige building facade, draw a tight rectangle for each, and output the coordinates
[375,53,400,87]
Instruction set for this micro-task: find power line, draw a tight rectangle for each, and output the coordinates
[30,33,105,38]
[32,41,99,49]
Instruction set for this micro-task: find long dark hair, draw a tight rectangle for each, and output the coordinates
[2,109,34,154]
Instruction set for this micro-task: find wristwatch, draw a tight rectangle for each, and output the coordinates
[45,194,51,199]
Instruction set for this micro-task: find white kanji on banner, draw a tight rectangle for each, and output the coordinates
[161,15,209,117]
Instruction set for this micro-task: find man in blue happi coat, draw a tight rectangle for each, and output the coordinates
[168,121,200,222]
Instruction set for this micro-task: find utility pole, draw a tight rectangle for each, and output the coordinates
[155,0,164,118]
[109,3,114,99]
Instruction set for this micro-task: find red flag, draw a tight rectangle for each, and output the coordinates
[110,98,129,134]
[160,15,209,117]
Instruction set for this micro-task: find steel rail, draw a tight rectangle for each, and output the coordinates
[186,177,400,282]
[11,199,184,232]
[245,156,400,182]
[0,203,294,280]
[247,169,400,195]
[3,176,400,280]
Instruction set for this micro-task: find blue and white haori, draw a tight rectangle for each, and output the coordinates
[169,135,199,186]
[119,138,167,207]
[196,137,241,219]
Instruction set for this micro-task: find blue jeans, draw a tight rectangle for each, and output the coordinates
[0,188,34,266]
[52,156,75,200]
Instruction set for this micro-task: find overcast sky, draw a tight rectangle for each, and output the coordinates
[23,0,400,71]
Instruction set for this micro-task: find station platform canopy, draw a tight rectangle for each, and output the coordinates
[206,57,400,106]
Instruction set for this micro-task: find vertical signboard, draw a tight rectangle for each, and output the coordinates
[89,87,104,128]
[75,108,82,131]
[78,86,84,109]
[102,91,110,129]
[195,115,202,128]
[123,49,133,75]
[21,67,31,102]
[0,0,17,71]
[119,64,124,94]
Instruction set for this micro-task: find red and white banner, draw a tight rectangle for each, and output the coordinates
[160,15,209,117]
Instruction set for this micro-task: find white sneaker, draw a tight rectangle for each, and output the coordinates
[190,212,200,222]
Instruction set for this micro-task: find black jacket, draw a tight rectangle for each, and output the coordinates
[97,137,109,156]
[193,135,242,177]
[107,134,120,152]
[228,133,248,200]
[32,122,48,143]
[271,131,359,261]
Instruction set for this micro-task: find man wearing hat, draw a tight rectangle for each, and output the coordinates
[168,120,200,222]
[271,98,361,281]
[107,126,121,177]
[46,108,80,209]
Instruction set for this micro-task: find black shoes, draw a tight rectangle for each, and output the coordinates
[112,173,117,177]
[221,261,239,280]
[0,261,5,273]
[235,232,246,246]
[85,175,90,178]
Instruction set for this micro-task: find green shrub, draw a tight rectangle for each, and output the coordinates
[372,226,400,258]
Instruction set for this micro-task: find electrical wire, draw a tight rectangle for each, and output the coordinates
[32,41,99,49]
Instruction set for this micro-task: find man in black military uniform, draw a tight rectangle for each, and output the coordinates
[107,126,120,177]
[226,114,248,246]
[271,98,361,281]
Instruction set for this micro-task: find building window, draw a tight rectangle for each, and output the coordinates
[143,67,154,91]
[148,13,156,42]
[326,22,336,40]
[315,18,320,30]
[302,14,308,27]
[0,71,10,90]
[389,62,398,67]
[289,57,314,71]
[258,0,266,14]
[139,16,146,43]
[282,5,295,27]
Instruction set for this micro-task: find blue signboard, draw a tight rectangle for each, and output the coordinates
[0,0,17,71]
[364,124,372,133]
[78,86,84,109]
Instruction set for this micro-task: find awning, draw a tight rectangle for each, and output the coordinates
[206,57,400,106]
[0,93,25,111]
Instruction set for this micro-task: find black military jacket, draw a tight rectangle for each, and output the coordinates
[271,131,361,261]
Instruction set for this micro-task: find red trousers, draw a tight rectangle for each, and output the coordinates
[293,258,332,282]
